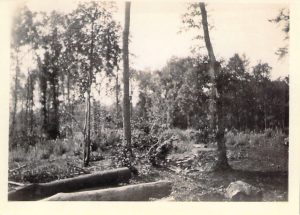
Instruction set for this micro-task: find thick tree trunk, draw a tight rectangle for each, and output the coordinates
[122,2,132,157]
[39,61,48,138]
[43,181,172,201]
[8,168,131,201]
[83,88,91,166]
[51,68,60,139]
[10,56,20,139]
[199,3,230,170]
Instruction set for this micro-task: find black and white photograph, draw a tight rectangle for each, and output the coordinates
[0,0,299,213]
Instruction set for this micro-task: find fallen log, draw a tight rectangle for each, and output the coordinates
[8,167,131,201]
[8,181,25,187]
[43,180,172,201]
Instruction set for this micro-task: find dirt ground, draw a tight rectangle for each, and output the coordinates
[8,142,288,201]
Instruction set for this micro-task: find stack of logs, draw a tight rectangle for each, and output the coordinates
[8,168,172,201]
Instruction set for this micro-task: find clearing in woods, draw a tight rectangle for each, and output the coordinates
[9,130,288,201]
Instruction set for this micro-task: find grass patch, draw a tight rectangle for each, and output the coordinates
[9,138,77,163]
[225,129,287,148]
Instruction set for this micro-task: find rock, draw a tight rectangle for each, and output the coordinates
[225,181,262,201]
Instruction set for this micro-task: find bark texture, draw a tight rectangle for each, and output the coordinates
[83,20,95,167]
[8,168,131,201]
[43,181,172,201]
[122,2,132,154]
[199,2,230,170]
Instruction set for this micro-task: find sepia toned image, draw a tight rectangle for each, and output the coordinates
[6,0,290,203]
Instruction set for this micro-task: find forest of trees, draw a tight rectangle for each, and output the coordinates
[9,2,289,169]
[134,55,289,132]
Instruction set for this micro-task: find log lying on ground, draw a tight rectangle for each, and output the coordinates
[8,167,131,201]
[8,181,25,187]
[43,180,172,201]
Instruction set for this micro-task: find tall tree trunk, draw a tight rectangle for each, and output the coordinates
[130,83,133,118]
[122,2,133,158]
[10,54,20,140]
[115,70,120,127]
[83,20,95,167]
[264,100,267,130]
[25,72,30,134]
[97,83,102,138]
[66,71,73,137]
[199,2,230,170]
[49,67,60,139]
[38,56,48,138]
[29,73,34,134]
[83,88,91,166]
[92,98,98,137]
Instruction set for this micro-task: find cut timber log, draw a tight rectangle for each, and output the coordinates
[8,167,131,201]
[43,181,172,201]
[8,181,25,187]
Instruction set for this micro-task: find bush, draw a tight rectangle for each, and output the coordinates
[225,129,287,148]
[264,128,274,138]
[53,139,72,156]
[249,133,265,145]
[235,132,249,146]
[158,128,194,154]
[132,129,158,150]
[225,131,236,147]
[91,129,122,152]
[9,146,28,163]
[159,128,188,142]
[225,131,249,147]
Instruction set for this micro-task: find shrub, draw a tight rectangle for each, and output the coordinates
[39,149,51,160]
[159,129,188,142]
[186,129,204,144]
[159,128,194,154]
[53,139,72,156]
[235,132,249,146]
[225,129,287,148]
[91,129,122,152]
[225,131,249,147]
[9,146,28,163]
[249,133,265,145]
[132,129,158,150]
[264,128,274,138]
[172,140,193,154]
[225,131,236,147]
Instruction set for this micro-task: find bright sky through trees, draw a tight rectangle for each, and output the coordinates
[26,0,289,80]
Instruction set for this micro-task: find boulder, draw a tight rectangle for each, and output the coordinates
[225,180,262,201]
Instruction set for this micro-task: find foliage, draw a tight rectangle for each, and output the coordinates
[225,129,287,148]
[9,2,122,163]
[134,54,288,133]
[269,8,289,59]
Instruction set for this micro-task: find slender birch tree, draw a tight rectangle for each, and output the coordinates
[122,2,133,157]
